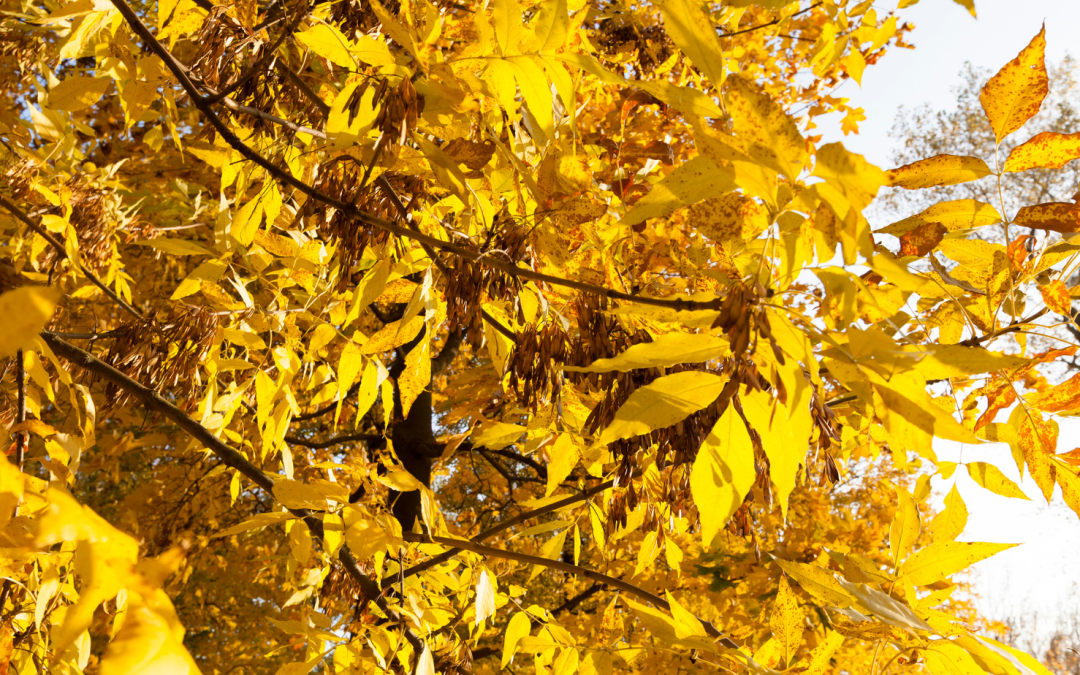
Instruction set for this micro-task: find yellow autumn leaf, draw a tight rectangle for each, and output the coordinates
[272,479,347,510]
[492,0,522,55]
[564,332,730,373]
[399,337,431,419]
[502,612,532,668]
[967,462,1029,501]
[770,576,802,666]
[902,541,1016,586]
[801,631,844,675]
[545,434,579,496]
[98,604,201,675]
[595,371,727,447]
[416,644,435,675]
[296,24,356,68]
[890,485,920,565]
[930,486,968,543]
[621,156,736,225]
[690,405,755,548]
[659,0,727,91]
[0,286,60,358]
[741,389,807,520]
[886,154,992,190]
[359,315,425,355]
[773,559,855,608]
[1003,131,1080,172]
[876,199,1002,236]
[473,421,526,450]
[727,75,808,182]
[345,514,390,559]
[49,76,111,111]
[979,25,1047,143]
[1038,279,1072,314]
[923,641,987,675]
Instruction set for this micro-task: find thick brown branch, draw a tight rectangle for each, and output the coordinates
[284,432,382,449]
[0,195,144,321]
[401,532,738,648]
[40,332,423,652]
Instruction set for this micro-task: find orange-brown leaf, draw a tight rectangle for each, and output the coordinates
[974,382,1016,431]
[898,222,946,257]
[1003,131,1080,172]
[1012,202,1080,233]
[1012,407,1058,501]
[886,155,992,190]
[979,25,1048,142]
[1039,279,1072,314]
[1026,372,1080,413]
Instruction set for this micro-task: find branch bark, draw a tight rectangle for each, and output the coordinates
[39,332,424,653]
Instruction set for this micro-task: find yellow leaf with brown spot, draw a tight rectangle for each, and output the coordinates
[727,75,808,182]
[770,576,803,666]
[1025,371,1080,413]
[621,156,735,226]
[980,25,1047,142]
[877,199,1002,236]
[1039,279,1071,314]
[1010,406,1058,501]
[689,193,769,243]
[1013,202,1080,233]
[1004,131,1080,172]
[886,154,992,190]
[399,336,431,419]
[899,221,946,257]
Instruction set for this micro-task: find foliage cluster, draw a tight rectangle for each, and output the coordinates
[1,0,1079,673]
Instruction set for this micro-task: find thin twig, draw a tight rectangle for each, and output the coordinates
[384,480,614,588]
[401,532,739,648]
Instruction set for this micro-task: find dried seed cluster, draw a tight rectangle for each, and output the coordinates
[97,305,219,407]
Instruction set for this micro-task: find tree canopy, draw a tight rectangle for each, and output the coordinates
[1,0,1079,673]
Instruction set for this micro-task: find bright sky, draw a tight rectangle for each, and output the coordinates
[816,0,1080,648]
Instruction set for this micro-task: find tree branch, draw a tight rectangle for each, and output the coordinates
[384,480,614,588]
[107,0,727,314]
[0,195,144,321]
[401,532,739,648]
[284,432,383,449]
[40,332,424,653]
